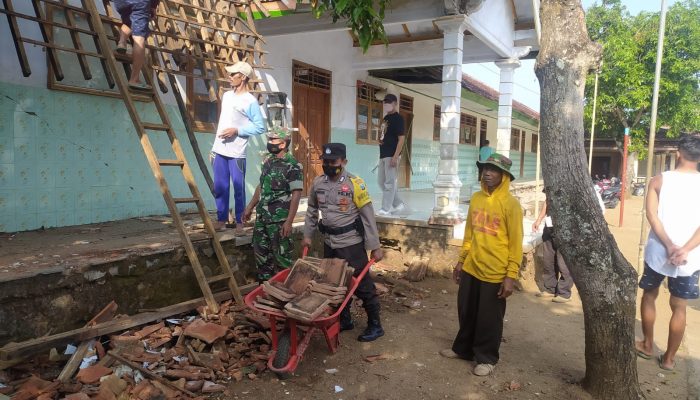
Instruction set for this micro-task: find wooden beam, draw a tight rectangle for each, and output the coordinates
[401,23,411,38]
[31,0,64,81]
[2,0,32,77]
[61,0,92,80]
[353,32,443,48]
[0,285,256,365]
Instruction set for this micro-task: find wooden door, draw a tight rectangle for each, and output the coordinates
[291,62,331,195]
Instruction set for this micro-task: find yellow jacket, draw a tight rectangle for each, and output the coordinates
[458,175,523,283]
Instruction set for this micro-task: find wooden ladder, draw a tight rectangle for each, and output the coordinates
[83,0,243,313]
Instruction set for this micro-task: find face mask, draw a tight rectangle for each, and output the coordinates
[267,142,283,154]
[383,103,394,114]
[323,165,342,178]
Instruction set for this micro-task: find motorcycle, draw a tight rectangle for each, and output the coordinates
[601,183,621,209]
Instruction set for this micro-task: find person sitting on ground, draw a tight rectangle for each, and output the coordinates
[114,0,159,91]
[244,127,303,283]
[440,153,523,376]
[636,134,700,371]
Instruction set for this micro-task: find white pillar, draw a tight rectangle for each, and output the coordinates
[430,15,469,225]
[494,59,521,158]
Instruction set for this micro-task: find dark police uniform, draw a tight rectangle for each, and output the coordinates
[303,143,384,341]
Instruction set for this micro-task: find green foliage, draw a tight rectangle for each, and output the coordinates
[584,0,700,154]
[310,0,390,51]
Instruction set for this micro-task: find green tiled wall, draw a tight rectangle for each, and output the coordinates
[0,82,266,232]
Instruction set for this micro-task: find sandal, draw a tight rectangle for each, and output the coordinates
[635,341,653,359]
[657,355,675,371]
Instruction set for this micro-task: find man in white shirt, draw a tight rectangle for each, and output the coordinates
[211,62,265,233]
[636,134,700,371]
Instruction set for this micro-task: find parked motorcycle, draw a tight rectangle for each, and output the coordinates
[601,184,621,209]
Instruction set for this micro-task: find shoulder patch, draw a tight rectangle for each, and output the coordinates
[350,176,371,209]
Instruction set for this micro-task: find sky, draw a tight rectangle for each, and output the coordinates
[462,0,676,112]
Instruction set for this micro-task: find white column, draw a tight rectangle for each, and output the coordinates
[430,15,469,225]
[494,59,521,158]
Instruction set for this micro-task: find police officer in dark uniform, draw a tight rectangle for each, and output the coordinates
[302,143,385,342]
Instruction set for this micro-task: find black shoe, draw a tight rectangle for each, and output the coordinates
[339,307,354,331]
[357,319,384,342]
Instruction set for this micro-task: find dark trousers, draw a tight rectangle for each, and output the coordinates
[541,227,573,298]
[323,242,379,314]
[452,270,506,365]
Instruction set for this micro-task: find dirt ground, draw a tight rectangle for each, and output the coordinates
[218,195,695,400]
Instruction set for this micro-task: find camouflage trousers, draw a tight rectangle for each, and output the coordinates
[252,219,294,282]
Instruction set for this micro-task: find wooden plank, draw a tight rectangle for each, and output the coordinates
[0,7,97,36]
[56,339,94,382]
[108,351,196,398]
[2,0,32,77]
[31,0,64,80]
[0,286,256,364]
[80,0,115,88]
[18,36,106,58]
[61,0,92,80]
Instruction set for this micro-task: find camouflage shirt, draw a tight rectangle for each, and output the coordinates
[256,152,303,222]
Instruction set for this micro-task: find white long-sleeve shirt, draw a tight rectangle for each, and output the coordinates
[212,90,265,158]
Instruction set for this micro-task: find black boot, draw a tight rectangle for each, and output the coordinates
[357,310,384,342]
[339,304,354,331]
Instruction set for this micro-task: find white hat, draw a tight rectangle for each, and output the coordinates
[225,61,253,78]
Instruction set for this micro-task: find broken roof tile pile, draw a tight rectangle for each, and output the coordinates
[0,301,275,399]
[254,258,353,322]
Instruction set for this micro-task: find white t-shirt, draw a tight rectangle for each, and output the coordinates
[211,91,265,158]
[645,170,700,277]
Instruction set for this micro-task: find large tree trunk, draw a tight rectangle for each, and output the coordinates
[535,1,643,399]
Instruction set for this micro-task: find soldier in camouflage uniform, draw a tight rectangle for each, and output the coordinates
[244,127,303,282]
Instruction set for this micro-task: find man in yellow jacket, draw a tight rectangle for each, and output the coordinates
[440,153,523,376]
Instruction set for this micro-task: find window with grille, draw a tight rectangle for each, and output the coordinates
[459,113,477,145]
[531,133,538,153]
[433,105,441,141]
[293,63,331,91]
[187,64,220,133]
[399,95,413,112]
[479,119,488,143]
[511,128,521,151]
[356,82,383,144]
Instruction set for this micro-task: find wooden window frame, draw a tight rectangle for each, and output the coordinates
[510,128,521,151]
[46,4,131,99]
[355,81,383,145]
[186,60,220,133]
[459,113,477,145]
[433,105,441,141]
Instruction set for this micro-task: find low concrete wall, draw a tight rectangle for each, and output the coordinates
[0,234,301,345]
[0,219,541,346]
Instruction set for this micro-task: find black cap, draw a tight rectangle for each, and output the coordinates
[383,93,397,103]
[321,143,346,160]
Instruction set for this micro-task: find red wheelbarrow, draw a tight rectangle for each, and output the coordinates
[244,249,375,377]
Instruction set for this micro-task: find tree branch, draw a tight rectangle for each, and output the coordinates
[614,106,630,128]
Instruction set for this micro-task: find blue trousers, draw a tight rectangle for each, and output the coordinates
[213,154,246,223]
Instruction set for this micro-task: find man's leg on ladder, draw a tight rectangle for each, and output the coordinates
[213,154,231,230]
[231,158,247,232]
